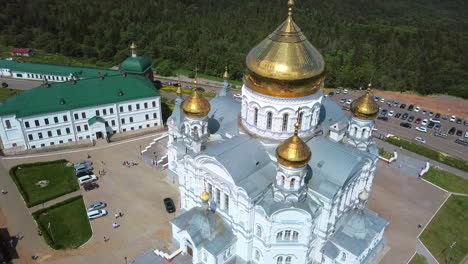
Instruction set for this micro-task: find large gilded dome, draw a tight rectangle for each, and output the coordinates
[245,0,325,98]
[182,88,211,118]
[276,123,311,168]
[350,83,379,120]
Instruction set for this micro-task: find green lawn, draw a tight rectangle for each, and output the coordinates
[33,196,92,249]
[10,160,79,207]
[420,195,468,264]
[424,167,468,194]
[174,69,243,87]
[408,254,428,264]
[385,136,468,172]
[0,88,22,102]
[378,147,394,159]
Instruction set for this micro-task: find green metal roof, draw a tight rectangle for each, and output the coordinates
[0,60,117,78]
[120,56,152,74]
[88,116,106,126]
[0,74,159,118]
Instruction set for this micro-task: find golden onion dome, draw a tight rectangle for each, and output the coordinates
[350,83,379,120]
[276,122,311,168]
[200,191,211,202]
[223,66,229,80]
[182,88,211,118]
[244,0,325,98]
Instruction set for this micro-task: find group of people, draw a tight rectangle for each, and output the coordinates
[122,160,138,167]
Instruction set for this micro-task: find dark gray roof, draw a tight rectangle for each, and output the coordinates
[257,188,321,217]
[307,136,372,199]
[168,96,184,126]
[171,207,236,255]
[322,241,340,259]
[203,135,275,198]
[319,97,348,132]
[207,95,241,137]
[329,208,388,256]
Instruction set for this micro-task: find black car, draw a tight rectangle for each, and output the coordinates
[408,104,414,111]
[163,198,176,213]
[427,122,435,129]
[395,113,402,118]
[456,130,463,137]
[401,113,409,120]
[448,127,456,135]
[1,82,8,88]
[377,116,388,121]
[455,139,468,146]
[328,92,334,96]
[400,104,406,109]
[196,87,205,92]
[464,120,468,126]
[456,119,462,124]
[408,116,415,122]
[400,122,412,128]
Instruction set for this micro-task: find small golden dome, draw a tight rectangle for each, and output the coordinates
[130,42,137,50]
[223,66,229,80]
[351,83,379,120]
[200,191,211,202]
[182,89,211,118]
[276,122,311,168]
[244,0,325,98]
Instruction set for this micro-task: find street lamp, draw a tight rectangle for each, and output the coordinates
[124,256,128,264]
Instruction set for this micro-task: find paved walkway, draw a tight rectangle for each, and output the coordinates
[375,138,468,179]
[415,240,439,264]
[29,190,82,213]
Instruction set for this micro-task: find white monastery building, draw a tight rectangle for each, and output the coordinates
[0,44,162,152]
[162,1,388,264]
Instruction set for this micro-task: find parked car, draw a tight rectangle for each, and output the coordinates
[340,98,346,104]
[346,99,352,105]
[395,113,402,118]
[408,116,415,122]
[87,209,108,220]
[414,106,421,112]
[380,97,385,103]
[328,92,334,96]
[374,96,380,102]
[415,118,422,124]
[400,104,406,109]
[416,126,427,133]
[401,113,409,120]
[429,111,434,117]
[450,115,456,122]
[343,89,348,94]
[434,132,448,138]
[377,116,388,121]
[163,198,176,213]
[1,82,8,88]
[74,160,93,168]
[83,182,99,192]
[415,137,426,143]
[434,123,441,131]
[427,122,435,129]
[465,131,468,138]
[408,104,414,111]
[429,118,440,123]
[381,109,387,116]
[456,119,462,124]
[464,120,468,126]
[393,102,399,107]
[456,130,463,137]
[75,165,93,176]
[448,127,456,135]
[421,119,428,126]
[400,122,412,129]
[87,201,107,211]
[435,113,441,118]
[336,89,341,94]
[422,110,427,115]
[455,138,468,146]
[78,174,97,185]
[388,110,394,117]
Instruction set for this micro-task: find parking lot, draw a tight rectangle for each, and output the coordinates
[328,89,468,160]
[0,135,179,263]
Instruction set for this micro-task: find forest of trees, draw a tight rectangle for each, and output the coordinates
[0,0,467,98]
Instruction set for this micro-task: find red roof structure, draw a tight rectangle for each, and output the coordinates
[12,48,33,54]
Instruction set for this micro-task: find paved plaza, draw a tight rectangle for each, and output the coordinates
[0,132,452,264]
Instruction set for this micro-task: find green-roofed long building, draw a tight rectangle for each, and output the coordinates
[0,46,161,152]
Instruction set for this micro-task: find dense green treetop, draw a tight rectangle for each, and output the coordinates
[0,0,467,98]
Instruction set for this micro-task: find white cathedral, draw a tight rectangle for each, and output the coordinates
[165,1,388,263]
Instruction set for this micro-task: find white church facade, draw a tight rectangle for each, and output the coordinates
[164,1,387,264]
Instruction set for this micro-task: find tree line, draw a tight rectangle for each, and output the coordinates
[0,0,467,98]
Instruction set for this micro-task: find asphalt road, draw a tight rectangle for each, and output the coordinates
[0,77,42,90]
[328,90,468,160]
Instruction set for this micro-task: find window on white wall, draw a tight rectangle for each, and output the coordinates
[255,250,260,261]
[282,113,289,131]
[276,232,283,241]
[277,256,283,264]
[5,120,11,129]
[298,111,304,129]
[253,108,258,126]
[285,256,291,264]
[292,231,299,241]
[256,225,262,238]
[266,112,273,130]
[284,230,291,240]
[215,188,221,205]
[341,252,346,261]
[290,178,296,189]
[224,194,229,212]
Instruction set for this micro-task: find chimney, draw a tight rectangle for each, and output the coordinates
[120,70,127,78]
[44,80,50,88]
